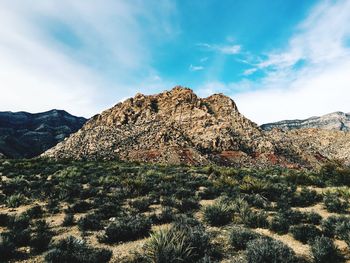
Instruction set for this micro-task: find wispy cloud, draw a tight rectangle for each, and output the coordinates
[199,0,350,124]
[189,64,204,72]
[242,68,257,76]
[197,43,241,55]
[0,0,177,117]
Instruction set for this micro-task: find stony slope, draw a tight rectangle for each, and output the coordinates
[261,112,350,131]
[44,87,323,168]
[0,110,87,158]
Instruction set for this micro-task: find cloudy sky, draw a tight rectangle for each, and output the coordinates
[1,0,350,124]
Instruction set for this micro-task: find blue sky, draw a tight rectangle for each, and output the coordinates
[1,0,350,123]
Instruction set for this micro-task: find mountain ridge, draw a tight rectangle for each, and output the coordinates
[0,109,87,158]
[261,111,350,131]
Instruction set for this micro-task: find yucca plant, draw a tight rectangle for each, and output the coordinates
[203,201,233,226]
[143,227,193,263]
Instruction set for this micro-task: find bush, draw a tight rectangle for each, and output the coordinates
[62,214,75,227]
[99,214,151,243]
[175,197,200,213]
[0,234,16,261]
[321,216,350,238]
[0,213,10,227]
[45,236,112,263]
[304,212,322,225]
[77,213,102,232]
[289,224,322,244]
[129,197,151,212]
[143,216,212,263]
[30,220,53,253]
[323,192,348,213]
[69,201,91,213]
[311,236,342,263]
[243,211,268,229]
[25,204,43,219]
[269,215,290,235]
[143,227,193,263]
[6,194,26,208]
[151,207,175,225]
[246,238,297,263]
[203,202,233,226]
[6,214,31,246]
[292,187,321,207]
[229,227,260,250]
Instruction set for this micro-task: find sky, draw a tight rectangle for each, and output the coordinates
[1,0,350,124]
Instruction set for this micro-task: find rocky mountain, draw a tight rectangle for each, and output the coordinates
[261,112,350,131]
[0,110,87,158]
[43,87,329,168]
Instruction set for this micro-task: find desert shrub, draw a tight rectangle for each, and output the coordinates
[6,214,31,246]
[77,213,102,232]
[30,220,53,253]
[289,224,322,244]
[269,215,290,235]
[311,236,342,263]
[45,236,112,263]
[246,238,297,263]
[62,213,75,227]
[304,212,322,225]
[143,227,194,263]
[321,216,350,238]
[6,194,26,208]
[99,214,151,243]
[151,207,175,225]
[280,209,305,225]
[244,193,270,209]
[323,192,348,213]
[46,199,60,214]
[243,210,268,229]
[0,234,16,261]
[175,197,200,213]
[94,202,121,220]
[229,226,260,250]
[25,204,43,219]
[129,197,152,212]
[69,200,91,213]
[0,213,11,227]
[292,187,321,207]
[203,201,233,226]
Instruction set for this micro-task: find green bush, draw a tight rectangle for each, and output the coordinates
[0,234,16,261]
[25,204,43,219]
[292,187,321,207]
[99,214,151,243]
[229,226,260,250]
[77,213,102,232]
[143,227,194,263]
[45,236,112,263]
[323,192,348,213]
[30,220,53,253]
[0,213,11,227]
[6,194,26,208]
[129,197,152,212]
[311,236,342,263]
[304,212,322,225]
[289,224,322,244]
[321,216,350,238]
[246,238,297,263]
[203,202,233,226]
[269,215,290,235]
[62,213,75,227]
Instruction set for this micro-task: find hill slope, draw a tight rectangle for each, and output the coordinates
[0,110,87,158]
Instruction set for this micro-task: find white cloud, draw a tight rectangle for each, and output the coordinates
[200,0,350,125]
[0,0,177,117]
[197,43,241,55]
[218,45,241,55]
[242,68,257,76]
[189,64,204,72]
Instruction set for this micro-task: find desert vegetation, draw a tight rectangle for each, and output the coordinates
[0,158,350,262]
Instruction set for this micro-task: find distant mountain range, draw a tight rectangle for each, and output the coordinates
[261,112,350,131]
[0,110,86,158]
[43,87,350,169]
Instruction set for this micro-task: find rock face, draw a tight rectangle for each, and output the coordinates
[43,87,350,168]
[42,87,318,167]
[0,110,87,158]
[261,112,350,131]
